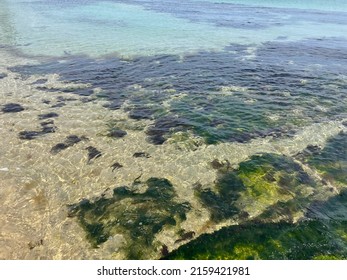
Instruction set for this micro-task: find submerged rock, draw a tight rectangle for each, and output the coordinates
[19,120,57,140]
[174,231,196,244]
[146,115,192,145]
[210,159,224,170]
[110,162,123,171]
[2,103,24,113]
[50,143,69,154]
[50,135,85,154]
[18,130,42,140]
[103,100,124,110]
[40,120,57,133]
[163,219,347,260]
[67,177,190,259]
[197,153,317,222]
[0,73,8,79]
[38,112,59,120]
[86,146,102,163]
[133,152,150,158]
[128,106,155,120]
[51,102,66,108]
[31,78,48,85]
[107,128,127,138]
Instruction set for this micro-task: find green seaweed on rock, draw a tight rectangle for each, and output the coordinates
[165,182,347,260]
[196,153,317,222]
[163,219,347,260]
[67,178,190,259]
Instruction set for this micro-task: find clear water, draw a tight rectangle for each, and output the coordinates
[0,0,346,260]
[1,0,347,57]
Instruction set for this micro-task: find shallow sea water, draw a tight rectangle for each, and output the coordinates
[0,0,346,259]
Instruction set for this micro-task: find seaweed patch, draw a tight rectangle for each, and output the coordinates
[19,120,57,140]
[2,103,24,113]
[146,115,193,145]
[86,146,102,163]
[67,177,190,259]
[163,219,347,260]
[50,135,87,154]
[196,153,317,222]
[107,128,127,139]
[110,162,123,171]
[38,112,59,120]
[133,152,150,158]
[0,73,8,79]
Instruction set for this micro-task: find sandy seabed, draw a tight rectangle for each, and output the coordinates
[0,48,346,259]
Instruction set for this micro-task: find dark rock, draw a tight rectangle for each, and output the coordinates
[50,135,84,154]
[51,102,66,108]
[75,88,94,96]
[50,143,68,154]
[103,100,123,110]
[2,103,24,113]
[0,73,7,79]
[40,120,54,126]
[38,112,59,120]
[31,78,48,85]
[65,135,83,145]
[80,97,94,103]
[41,125,56,133]
[128,107,155,120]
[211,159,223,169]
[174,231,196,244]
[133,152,150,158]
[146,135,166,145]
[295,145,322,161]
[19,131,42,140]
[161,245,169,257]
[86,146,102,163]
[108,129,127,138]
[146,116,192,145]
[228,133,252,143]
[36,86,60,92]
[111,162,123,171]
[67,177,190,258]
[40,120,57,133]
[56,96,78,102]
[19,120,56,140]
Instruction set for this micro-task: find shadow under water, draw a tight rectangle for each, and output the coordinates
[67,177,190,259]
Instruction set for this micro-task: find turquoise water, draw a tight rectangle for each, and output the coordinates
[193,0,347,12]
[1,0,347,56]
[0,0,346,259]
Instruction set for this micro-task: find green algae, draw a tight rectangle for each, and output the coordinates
[196,153,317,222]
[165,184,347,260]
[298,132,347,187]
[67,178,190,259]
[163,220,347,260]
